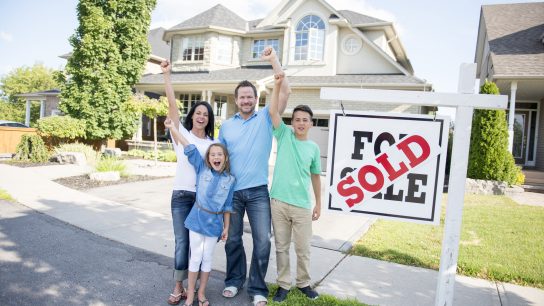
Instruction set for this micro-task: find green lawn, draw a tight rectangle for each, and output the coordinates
[266,285,368,306]
[351,194,544,289]
[0,189,14,202]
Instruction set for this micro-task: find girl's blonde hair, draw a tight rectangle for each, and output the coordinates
[205,143,230,174]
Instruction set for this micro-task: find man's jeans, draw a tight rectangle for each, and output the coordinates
[225,185,271,297]
[171,190,196,281]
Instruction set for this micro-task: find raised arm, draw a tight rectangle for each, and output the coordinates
[161,60,180,130]
[269,74,283,128]
[164,117,189,147]
[261,47,290,115]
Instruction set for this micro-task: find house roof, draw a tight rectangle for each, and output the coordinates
[16,89,60,98]
[481,2,544,77]
[168,4,247,32]
[337,10,386,25]
[148,27,169,59]
[138,69,427,88]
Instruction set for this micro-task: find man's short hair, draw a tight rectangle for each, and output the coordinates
[234,80,258,99]
[292,104,314,119]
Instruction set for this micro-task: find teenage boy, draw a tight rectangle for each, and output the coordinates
[268,71,322,302]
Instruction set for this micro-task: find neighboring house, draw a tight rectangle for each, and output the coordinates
[475,2,544,170]
[18,28,169,132]
[16,89,61,127]
[135,0,432,168]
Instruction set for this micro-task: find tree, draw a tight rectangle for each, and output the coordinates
[0,64,59,124]
[467,80,521,185]
[59,0,156,140]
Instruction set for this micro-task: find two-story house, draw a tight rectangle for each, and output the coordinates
[475,2,544,170]
[135,0,432,168]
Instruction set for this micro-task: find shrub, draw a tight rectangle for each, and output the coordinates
[36,115,85,145]
[54,142,100,166]
[161,150,177,162]
[95,157,128,177]
[128,149,176,162]
[467,80,522,185]
[127,149,146,158]
[14,134,50,162]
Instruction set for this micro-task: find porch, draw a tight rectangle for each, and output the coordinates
[522,169,544,193]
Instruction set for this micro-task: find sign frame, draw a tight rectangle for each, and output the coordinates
[320,63,508,306]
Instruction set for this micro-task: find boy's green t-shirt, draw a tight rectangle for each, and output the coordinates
[270,121,321,209]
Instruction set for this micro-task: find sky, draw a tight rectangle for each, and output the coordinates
[0,0,539,118]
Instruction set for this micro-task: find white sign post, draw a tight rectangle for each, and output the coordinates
[320,64,508,306]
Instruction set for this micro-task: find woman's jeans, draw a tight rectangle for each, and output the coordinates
[171,190,196,281]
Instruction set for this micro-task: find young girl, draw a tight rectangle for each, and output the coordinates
[164,117,235,306]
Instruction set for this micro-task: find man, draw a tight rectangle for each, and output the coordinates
[219,47,288,306]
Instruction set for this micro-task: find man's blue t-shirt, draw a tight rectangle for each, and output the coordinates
[219,105,272,191]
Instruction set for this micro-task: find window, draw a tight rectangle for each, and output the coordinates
[214,95,227,118]
[179,93,202,115]
[295,15,325,61]
[216,36,232,64]
[252,39,279,59]
[181,36,204,61]
[342,35,362,55]
[259,96,266,107]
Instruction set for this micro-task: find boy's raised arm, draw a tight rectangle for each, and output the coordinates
[161,60,180,130]
[269,74,283,128]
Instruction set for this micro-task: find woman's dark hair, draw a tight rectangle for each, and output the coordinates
[183,101,215,140]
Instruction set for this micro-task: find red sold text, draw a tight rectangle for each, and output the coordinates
[336,131,431,207]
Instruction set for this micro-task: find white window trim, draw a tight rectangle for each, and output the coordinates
[292,13,327,63]
[180,35,205,62]
[251,38,280,59]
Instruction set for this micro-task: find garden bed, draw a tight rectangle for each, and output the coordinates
[54,174,169,190]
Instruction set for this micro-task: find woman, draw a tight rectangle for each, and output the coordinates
[161,60,215,305]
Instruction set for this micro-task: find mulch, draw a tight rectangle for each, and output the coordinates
[0,160,168,190]
[54,175,169,190]
[0,160,60,167]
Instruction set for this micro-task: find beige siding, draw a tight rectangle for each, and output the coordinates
[45,96,60,116]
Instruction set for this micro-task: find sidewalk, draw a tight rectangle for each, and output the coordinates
[1,163,543,306]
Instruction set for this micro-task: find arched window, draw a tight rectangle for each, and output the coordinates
[295,15,325,61]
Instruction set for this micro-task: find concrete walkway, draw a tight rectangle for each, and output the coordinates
[1,163,543,306]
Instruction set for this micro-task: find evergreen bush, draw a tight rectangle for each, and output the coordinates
[467,80,524,185]
[15,134,50,162]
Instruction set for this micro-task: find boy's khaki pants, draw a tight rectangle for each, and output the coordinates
[271,198,313,290]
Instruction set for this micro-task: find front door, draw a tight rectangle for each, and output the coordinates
[513,111,529,165]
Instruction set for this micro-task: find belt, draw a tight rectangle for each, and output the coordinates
[196,201,225,215]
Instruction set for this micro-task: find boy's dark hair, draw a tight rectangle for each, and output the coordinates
[183,101,215,140]
[292,104,314,119]
[234,80,257,99]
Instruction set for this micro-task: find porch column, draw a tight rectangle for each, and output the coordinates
[25,99,31,126]
[39,99,46,118]
[133,90,143,141]
[256,83,267,111]
[201,90,207,101]
[507,81,517,152]
[207,90,212,103]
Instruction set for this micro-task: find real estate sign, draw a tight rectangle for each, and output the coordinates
[326,111,450,225]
